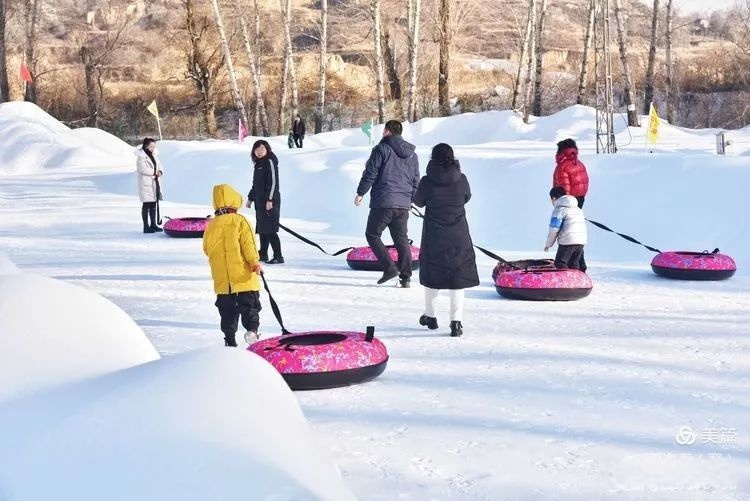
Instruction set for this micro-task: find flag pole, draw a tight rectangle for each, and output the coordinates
[156,117,163,141]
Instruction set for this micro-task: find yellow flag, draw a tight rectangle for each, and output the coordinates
[147,100,160,120]
[648,103,660,144]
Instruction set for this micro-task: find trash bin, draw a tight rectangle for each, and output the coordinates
[716,132,732,155]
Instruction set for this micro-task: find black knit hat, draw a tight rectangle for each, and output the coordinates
[431,143,455,163]
[556,138,578,153]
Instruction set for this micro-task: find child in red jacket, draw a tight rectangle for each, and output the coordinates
[553,138,589,209]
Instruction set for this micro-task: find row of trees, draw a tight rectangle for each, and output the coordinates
[1,0,749,137]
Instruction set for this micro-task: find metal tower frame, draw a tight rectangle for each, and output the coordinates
[593,0,617,153]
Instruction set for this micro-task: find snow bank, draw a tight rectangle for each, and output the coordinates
[0,274,159,403]
[0,102,133,175]
[0,252,18,275]
[0,349,356,501]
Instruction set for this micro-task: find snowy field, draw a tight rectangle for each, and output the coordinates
[1,102,749,500]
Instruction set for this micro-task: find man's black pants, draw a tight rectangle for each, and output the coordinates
[365,208,412,279]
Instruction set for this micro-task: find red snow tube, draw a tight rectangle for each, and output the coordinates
[651,250,736,281]
[248,328,388,390]
[495,267,593,301]
[163,217,210,238]
[346,245,420,271]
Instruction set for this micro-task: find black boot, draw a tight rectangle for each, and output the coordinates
[142,205,154,233]
[149,205,163,232]
[266,257,285,264]
[377,267,399,285]
[224,336,237,347]
[419,315,438,330]
[450,321,463,337]
[259,253,269,263]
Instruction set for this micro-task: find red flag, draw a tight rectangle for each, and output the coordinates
[238,119,248,142]
[20,64,33,83]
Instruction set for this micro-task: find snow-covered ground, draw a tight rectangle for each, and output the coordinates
[1,101,748,499]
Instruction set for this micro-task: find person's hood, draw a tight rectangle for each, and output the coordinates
[382,135,416,159]
[555,147,577,165]
[134,147,159,158]
[555,194,579,209]
[212,184,242,211]
[426,158,461,186]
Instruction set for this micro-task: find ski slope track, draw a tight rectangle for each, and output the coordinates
[0,103,748,500]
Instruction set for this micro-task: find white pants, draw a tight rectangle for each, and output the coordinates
[424,287,464,322]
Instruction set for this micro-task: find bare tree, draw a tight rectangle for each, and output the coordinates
[382,23,402,101]
[23,0,41,103]
[278,36,290,134]
[78,18,131,127]
[522,0,537,123]
[643,0,660,114]
[577,0,595,105]
[371,0,385,123]
[315,0,327,133]
[239,14,269,135]
[665,0,674,123]
[512,0,535,110]
[532,0,548,116]
[436,0,451,116]
[280,0,299,129]
[406,0,421,122]
[209,0,249,128]
[614,0,639,126]
[0,0,9,102]
[183,0,222,137]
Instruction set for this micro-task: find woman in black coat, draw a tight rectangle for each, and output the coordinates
[412,143,479,337]
[247,140,284,264]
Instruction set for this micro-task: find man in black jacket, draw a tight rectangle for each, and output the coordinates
[355,120,420,286]
[292,114,305,148]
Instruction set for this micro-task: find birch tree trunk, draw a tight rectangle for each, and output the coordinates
[0,0,9,102]
[315,0,327,133]
[24,0,41,103]
[532,0,548,116]
[437,0,451,116]
[614,0,639,126]
[643,0,660,114]
[280,0,299,128]
[522,0,537,123]
[512,0,535,110]
[209,0,248,127]
[239,14,270,135]
[665,0,674,123]
[278,47,289,135]
[79,47,99,128]
[576,0,595,105]
[371,0,385,123]
[406,0,421,122]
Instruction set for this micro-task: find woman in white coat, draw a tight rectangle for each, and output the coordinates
[135,137,164,233]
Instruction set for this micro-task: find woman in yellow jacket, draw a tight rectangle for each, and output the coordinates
[203,184,263,347]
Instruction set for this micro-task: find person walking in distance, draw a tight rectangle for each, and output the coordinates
[292,114,306,148]
[354,120,420,287]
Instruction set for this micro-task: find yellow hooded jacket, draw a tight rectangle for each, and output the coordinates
[203,184,261,294]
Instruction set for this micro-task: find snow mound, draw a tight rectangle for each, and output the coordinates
[0,349,356,501]
[0,253,18,275]
[0,102,134,175]
[0,274,159,404]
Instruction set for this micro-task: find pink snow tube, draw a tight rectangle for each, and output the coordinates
[346,245,420,271]
[651,250,736,280]
[163,217,210,238]
[495,268,593,301]
[248,327,388,390]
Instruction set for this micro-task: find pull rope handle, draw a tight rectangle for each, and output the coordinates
[586,219,662,254]
[259,272,291,335]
